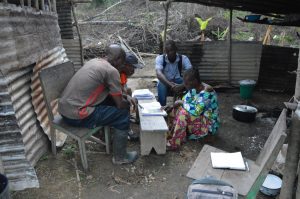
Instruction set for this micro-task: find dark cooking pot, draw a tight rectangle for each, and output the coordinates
[232,105,258,123]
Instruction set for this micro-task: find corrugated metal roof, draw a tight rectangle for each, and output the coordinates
[31,46,69,147]
[0,73,40,191]
[176,41,262,86]
[62,39,83,71]
[150,0,300,15]
[258,45,298,93]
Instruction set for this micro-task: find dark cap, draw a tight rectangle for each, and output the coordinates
[125,52,143,69]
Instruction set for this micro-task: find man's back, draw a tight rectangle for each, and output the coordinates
[58,58,122,120]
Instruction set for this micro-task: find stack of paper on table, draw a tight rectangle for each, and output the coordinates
[139,101,167,116]
[210,152,246,171]
[132,89,155,100]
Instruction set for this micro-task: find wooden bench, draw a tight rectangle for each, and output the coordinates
[138,98,169,155]
[186,109,287,199]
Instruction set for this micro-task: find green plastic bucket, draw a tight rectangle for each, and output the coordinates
[239,80,256,99]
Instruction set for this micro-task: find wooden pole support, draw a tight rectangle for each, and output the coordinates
[27,0,31,7]
[20,0,25,7]
[35,0,39,9]
[52,0,56,12]
[228,9,233,85]
[41,0,45,10]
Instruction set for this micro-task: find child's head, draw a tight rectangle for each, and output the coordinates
[183,69,201,90]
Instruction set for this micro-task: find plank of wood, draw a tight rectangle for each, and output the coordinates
[186,145,224,180]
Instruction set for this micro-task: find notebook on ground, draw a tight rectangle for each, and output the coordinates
[210,152,246,171]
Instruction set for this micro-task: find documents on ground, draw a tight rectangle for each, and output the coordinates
[210,152,246,171]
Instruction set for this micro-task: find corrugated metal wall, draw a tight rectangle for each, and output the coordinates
[0,4,65,190]
[0,5,62,75]
[176,41,262,86]
[5,66,49,166]
[0,71,40,191]
[258,45,299,93]
[62,39,83,71]
[57,0,73,39]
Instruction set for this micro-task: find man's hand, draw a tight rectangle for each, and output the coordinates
[171,84,185,94]
[127,95,137,111]
[161,104,173,112]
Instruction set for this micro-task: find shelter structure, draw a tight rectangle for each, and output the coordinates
[151,0,300,198]
[0,0,77,190]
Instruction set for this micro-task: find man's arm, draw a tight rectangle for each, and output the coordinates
[156,69,175,88]
[111,94,130,110]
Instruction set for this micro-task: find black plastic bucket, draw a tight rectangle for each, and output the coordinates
[0,174,10,199]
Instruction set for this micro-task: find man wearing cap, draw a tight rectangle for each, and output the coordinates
[58,44,138,165]
[121,52,143,141]
[156,40,192,106]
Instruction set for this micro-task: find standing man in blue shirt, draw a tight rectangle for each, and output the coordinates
[156,40,193,106]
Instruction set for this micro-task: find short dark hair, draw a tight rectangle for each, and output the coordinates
[165,40,177,51]
[183,68,200,83]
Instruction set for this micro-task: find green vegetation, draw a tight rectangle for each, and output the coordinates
[63,144,77,158]
[211,27,229,40]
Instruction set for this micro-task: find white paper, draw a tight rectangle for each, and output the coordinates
[132,89,154,99]
[139,102,167,116]
[210,152,246,171]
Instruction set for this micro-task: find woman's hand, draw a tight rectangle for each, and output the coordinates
[173,100,183,108]
[162,104,173,112]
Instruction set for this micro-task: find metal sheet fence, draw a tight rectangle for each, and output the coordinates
[176,41,262,86]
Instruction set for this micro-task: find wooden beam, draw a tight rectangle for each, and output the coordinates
[52,0,56,12]
[20,0,24,7]
[280,48,300,199]
[35,0,39,9]
[77,21,134,25]
[41,0,45,10]
[228,9,232,85]
[70,0,92,3]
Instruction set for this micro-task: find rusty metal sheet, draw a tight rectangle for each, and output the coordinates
[31,46,69,147]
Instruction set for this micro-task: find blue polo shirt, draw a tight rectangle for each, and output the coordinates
[155,54,192,81]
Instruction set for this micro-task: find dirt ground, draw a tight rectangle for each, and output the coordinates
[12,58,290,199]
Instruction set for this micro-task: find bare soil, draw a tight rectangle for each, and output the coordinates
[12,58,290,199]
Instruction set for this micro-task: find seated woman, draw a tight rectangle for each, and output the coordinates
[166,68,220,150]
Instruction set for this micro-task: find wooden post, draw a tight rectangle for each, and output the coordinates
[41,0,45,10]
[20,0,24,7]
[228,9,233,85]
[35,0,39,9]
[0,156,4,174]
[162,0,173,54]
[280,47,300,199]
[27,0,31,7]
[71,2,84,66]
[52,0,56,12]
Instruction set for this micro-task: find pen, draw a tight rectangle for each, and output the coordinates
[138,104,144,109]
